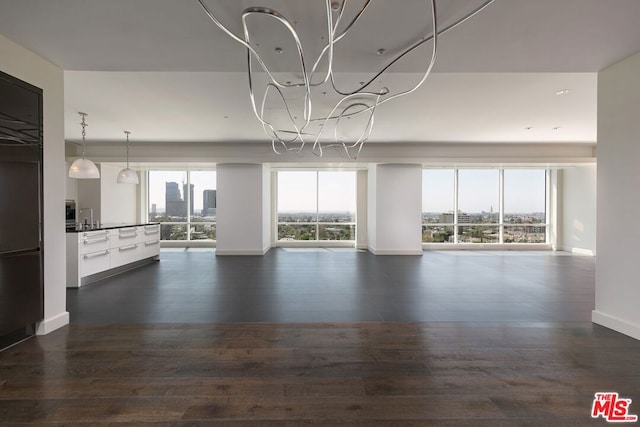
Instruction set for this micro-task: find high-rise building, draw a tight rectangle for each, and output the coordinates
[202,189,216,216]
[166,182,186,217]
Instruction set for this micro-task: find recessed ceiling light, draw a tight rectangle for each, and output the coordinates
[223,115,229,119]
[331,1,341,11]
[275,47,283,54]
[322,91,327,96]
[555,89,570,96]
[359,81,364,85]
[377,48,386,55]
[524,126,533,130]
[552,126,561,130]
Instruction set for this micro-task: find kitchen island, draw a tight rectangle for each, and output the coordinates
[66,223,160,288]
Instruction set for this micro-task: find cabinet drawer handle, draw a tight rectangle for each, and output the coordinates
[83,236,109,244]
[144,230,159,235]
[145,225,160,231]
[118,233,138,239]
[144,240,159,246]
[119,244,138,252]
[83,232,109,239]
[83,250,109,259]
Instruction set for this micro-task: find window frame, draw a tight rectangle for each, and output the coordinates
[146,169,217,242]
[422,167,550,246]
[276,169,357,243]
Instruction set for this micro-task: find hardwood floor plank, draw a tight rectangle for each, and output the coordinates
[2,322,639,424]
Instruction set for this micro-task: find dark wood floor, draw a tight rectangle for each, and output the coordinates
[2,322,640,425]
[2,250,637,425]
[66,249,595,323]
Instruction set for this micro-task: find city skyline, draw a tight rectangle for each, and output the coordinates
[148,171,216,213]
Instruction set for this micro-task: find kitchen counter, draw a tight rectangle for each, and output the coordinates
[66,223,161,287]
[66,222,160,233]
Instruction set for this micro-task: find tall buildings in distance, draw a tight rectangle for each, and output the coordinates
[164,181,215,218]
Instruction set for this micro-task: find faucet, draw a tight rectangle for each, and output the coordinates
[79,208,94,229]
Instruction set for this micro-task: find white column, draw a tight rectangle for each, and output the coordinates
[216,163,271,255]
[367,164,423,255]
[593,51,640,340]
[356,170,368,250]
[557,166,597,255]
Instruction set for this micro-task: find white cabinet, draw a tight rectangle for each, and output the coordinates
[79,230,110,254]
[66,224,160,288]
[141,224,160,258]
[79,248,110,277]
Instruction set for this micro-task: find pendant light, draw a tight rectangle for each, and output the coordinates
[116,130,139,184]
[69,112,100,179]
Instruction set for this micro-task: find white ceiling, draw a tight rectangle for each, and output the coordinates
[1,0,639,144]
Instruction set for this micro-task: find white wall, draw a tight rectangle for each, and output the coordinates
[558,165,597,255]
[593,51,640,340]
[100,163,137,224]
[0,33,68,334]
[76,166,101,224]
[76,163,138,225]
[368,164,423,255]
[356,170,368,249]
[262,164,271,252]
[65,162,78,201]
[367,166,377,250]
[216,163,270,255]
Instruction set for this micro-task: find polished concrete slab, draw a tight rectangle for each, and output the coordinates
[66,249,595,324]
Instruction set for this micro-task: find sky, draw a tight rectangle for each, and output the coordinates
[277,171,356,212]
[422,169,546,213]
[147,168,545,214]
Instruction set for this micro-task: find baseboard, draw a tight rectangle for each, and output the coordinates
[367,246,423,256]
[592,310,640,341]
[559,246,595,256]
[36,311,69,335]
[356,243,368,250]
[216,248,269,256]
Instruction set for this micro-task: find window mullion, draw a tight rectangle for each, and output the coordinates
[454,168,459,244]
[499,168,504,244]
[186,171,191,241]
[316,171,320,241]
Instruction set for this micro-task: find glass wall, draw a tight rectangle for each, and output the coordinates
[422,169,455,243]
[503,169,546,243]
[277,170,356,241]
[148,170,216,241]
[457,169,500,243]
[422,168,547,244]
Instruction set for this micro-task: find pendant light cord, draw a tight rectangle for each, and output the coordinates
[124,130,131,169]
[79,112,88,158]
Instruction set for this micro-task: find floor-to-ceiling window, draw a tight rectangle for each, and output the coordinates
[422,169,455,243]
[422,168,547,244]
[277,170,356,241]
[457,169,500,243]
[148,170,216,242]
[503,169,546,243]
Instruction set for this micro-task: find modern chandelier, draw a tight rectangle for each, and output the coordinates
[196,0,495,159]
